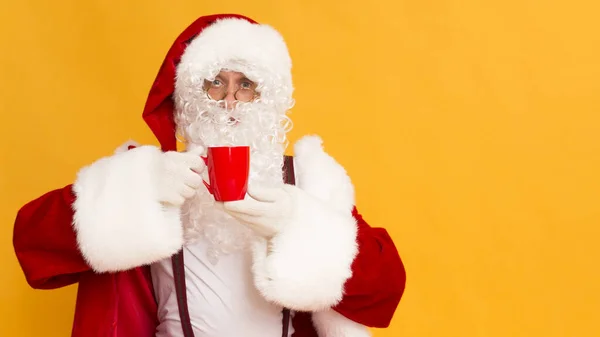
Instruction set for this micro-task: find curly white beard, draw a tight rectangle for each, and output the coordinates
[175,95,292,264]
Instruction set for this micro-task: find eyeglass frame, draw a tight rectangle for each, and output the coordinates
[202,79,260,102]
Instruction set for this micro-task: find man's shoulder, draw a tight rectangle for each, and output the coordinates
[291,135,355,211]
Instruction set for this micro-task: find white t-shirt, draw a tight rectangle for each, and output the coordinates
[150,238,293,337]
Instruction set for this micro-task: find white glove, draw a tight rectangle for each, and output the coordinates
[220,184,303,238]
[157,146,206,207]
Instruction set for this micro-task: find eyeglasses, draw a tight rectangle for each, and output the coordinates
[203,79,258,102]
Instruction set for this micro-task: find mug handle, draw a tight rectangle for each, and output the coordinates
[200,156,213,195]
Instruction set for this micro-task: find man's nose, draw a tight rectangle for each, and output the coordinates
[222,84,238,108]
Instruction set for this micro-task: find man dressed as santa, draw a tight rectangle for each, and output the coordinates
[13,13,406,337]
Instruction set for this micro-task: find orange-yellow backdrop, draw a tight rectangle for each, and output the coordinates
[1,1,599,336]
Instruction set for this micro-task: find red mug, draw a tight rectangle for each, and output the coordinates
[201,146,250,201]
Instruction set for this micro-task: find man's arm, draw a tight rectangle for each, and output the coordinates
[328,208,405,328]
[13,185,91,289]
[13,143,204,288]
[223,136,405,335]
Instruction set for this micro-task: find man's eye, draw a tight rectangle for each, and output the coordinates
[241,81,252,89]
[212,80,222,86]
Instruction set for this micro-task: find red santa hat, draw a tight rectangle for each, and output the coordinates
[141,13,294,152]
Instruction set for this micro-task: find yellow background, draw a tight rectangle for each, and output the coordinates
[1,1,599,336]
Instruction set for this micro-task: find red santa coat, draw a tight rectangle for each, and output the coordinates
[14,185,404,336]
[13,13,406,337]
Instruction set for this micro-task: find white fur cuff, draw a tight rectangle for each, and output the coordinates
[72,144,184,272]
[251,192,358,311]
[250,135,359,311]
[313,309,371,337]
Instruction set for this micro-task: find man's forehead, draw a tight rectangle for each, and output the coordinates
[215,70,249,78]
[210,69,257,83]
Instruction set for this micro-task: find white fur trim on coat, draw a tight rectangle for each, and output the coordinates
[72,143,183,272]
[312,309,371,337]
[251,135,359,312]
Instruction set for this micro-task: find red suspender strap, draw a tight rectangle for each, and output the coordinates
[172,250,195,337]
[281,155,295,337]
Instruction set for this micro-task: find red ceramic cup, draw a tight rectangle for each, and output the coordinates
[201,146,250,201]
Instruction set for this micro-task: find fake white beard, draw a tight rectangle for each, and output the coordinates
[175,96,291,264]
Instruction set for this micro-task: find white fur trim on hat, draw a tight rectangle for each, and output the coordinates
[175,17,293,101]
[72,143,184,272]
